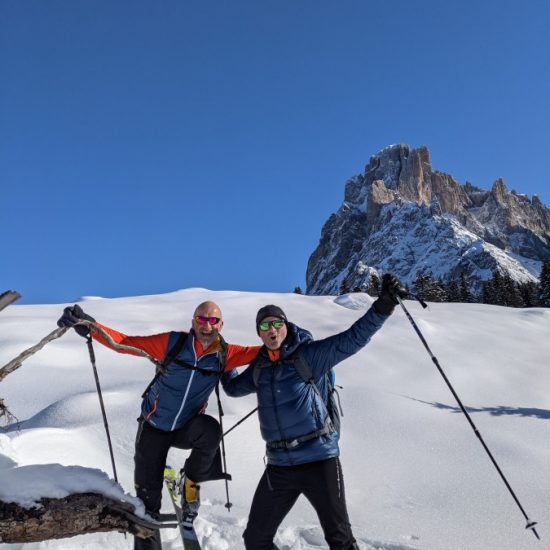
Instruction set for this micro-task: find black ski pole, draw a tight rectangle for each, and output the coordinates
[396,295,540,540]
[223,407,258,437]
[215,383,232,510]
[85,336,119,484]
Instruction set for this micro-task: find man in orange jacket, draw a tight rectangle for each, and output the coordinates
[58,300,260,550]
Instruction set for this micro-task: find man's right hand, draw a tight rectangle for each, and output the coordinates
[57,304,96,338]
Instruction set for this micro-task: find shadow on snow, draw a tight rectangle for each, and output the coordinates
[405,397,550,420]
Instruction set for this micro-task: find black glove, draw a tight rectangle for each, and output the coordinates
[373,274,408,315]
[57,304,96,338]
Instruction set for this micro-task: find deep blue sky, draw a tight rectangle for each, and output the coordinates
[2,0,549,304]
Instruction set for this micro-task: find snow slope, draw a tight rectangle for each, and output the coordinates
[1,289,549,550]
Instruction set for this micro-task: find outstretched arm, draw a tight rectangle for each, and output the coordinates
[224,344,261,371]
[57,304,169,362]
[92,323,170,362]
[221,365,257,397]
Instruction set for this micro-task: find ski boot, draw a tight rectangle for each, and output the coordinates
[180,474,201,520]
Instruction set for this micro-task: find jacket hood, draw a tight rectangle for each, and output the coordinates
[279,322,312,358]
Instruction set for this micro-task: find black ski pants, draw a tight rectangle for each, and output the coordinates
[133,414,221,550]
[243,457,358,550]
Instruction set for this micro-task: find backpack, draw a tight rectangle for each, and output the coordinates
[252,349,343,448]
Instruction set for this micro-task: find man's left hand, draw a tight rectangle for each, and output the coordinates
[373,274,408,315]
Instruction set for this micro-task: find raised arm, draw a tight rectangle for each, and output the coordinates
[300,305,388,377]
[301,274,407,377]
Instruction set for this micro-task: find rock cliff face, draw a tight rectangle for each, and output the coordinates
[306,144,550,296]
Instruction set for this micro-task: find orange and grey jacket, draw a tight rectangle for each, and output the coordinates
[93,324,259,431]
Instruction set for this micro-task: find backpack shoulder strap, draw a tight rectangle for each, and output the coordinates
[252,350,271,387]
[253,347,314,387]
[170,333,228,377]
[161,331,188,371]
[141,332,188,398]
[290,348,313,383]
[218,335,228,372]
[293,348,337,395]
[291,348,335,431]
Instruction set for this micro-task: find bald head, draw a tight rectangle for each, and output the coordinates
[191,301,224,350]
[193,301,222,319]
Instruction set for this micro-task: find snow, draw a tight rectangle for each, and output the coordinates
[1,289,549,550]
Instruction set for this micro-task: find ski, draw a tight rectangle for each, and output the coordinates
[157,512,178,522]
[0,290,21,313]
[107,503,178,530]
[164,465,201,550]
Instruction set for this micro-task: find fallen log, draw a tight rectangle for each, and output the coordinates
[0,492,172,543]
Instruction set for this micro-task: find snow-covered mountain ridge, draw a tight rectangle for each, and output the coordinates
[306,144,550,295]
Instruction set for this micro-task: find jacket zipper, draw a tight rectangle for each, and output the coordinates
[170,335,220,430]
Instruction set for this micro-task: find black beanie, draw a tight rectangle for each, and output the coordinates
[256,305,287,333]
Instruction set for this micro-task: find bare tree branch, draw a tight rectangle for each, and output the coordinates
[0,327,69,383]
[1,321,161,385]
[0,291,21,313]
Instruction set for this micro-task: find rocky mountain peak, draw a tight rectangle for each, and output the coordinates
[306,145,550,296]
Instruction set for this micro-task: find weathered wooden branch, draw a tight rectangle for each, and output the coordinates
[0,319,163,425]
[0,327,69,383]
[0,290,21,313]
[0,492,158,543]
[0,321,161,385]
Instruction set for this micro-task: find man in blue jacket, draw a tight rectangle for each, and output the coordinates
[222,274,407,550]
[58,300,260,550]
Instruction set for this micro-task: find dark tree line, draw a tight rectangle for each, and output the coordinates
[415,263,550,307]
[479,261,550,307]
[412,271,474,303]
[332,259,550,308]
[539,259,550,307]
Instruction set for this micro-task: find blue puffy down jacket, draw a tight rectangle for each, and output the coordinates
[222,304,388,466]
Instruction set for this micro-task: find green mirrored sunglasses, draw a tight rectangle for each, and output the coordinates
[258,319,286,331]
